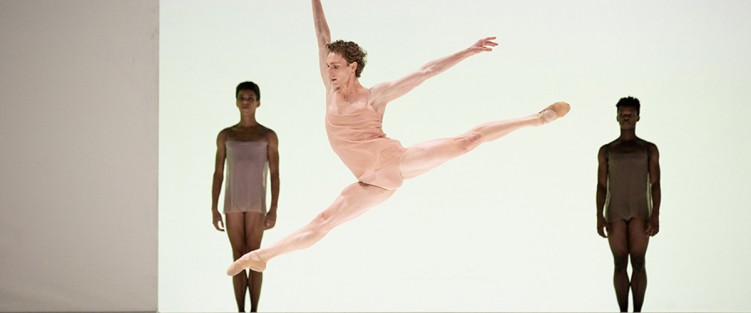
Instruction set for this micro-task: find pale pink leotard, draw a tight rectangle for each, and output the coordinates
[325,103,406,190]
[224,140,269,213]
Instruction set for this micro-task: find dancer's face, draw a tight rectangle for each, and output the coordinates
[326,52,357,87]
[236,90,260,113]
[616,106,639,130]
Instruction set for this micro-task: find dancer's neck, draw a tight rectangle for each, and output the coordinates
[334,78,365,97]
[619,129,637,141]
[238,114,258,127]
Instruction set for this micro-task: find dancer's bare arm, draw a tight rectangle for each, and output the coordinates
[645,143,661,236]
[265,130,281,229]
[369,37,497,112]
[211,130,228,231]
[312,0,332,88]
[596,145,608,238]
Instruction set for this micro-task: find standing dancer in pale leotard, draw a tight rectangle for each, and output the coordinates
[227,0,569,275]
[213,82,280,312]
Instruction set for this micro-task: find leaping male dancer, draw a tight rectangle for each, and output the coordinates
[228,0,570,275]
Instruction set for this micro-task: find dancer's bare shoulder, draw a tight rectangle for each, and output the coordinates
[223,124,273,143]
[368,84,391,113]
[599,139,617,155]
[607,138,651,155]
[263,127,279,147]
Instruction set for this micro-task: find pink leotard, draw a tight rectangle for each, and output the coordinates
[224,140,268,213]
[325,104,406,190]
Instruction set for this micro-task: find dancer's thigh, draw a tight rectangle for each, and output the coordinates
[226,212,247,257]
[244,212,265,251]
[628,218,649,257]
[316,182,395,230]
[400,134,480,179]
[607,219,629,260]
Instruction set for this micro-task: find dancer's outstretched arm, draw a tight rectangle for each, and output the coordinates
[369,37,498,112]
[312,0,332,87]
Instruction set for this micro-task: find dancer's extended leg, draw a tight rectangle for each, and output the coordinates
[400,102,569,178]
[227,182,395,275]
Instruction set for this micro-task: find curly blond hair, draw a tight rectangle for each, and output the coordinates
[326,40,367,77]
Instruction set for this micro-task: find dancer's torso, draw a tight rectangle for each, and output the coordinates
[224,140,268,213]
[604,139,652,222]
[325,89,405,189]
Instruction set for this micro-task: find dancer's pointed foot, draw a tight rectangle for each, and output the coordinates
[539,101,570,124]
[226,251,267,276]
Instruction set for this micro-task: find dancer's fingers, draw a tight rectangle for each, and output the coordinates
[483,36,499,46]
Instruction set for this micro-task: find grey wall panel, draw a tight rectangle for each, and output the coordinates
[0,0,158,311]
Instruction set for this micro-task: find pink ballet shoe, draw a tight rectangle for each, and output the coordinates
[539,101,570,124]
[226,251,267,276]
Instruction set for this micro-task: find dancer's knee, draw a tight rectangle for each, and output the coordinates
[311,211,336,234]
[630,254,646,272]
[232,247,247,260]
[613,254,629,272]
[230,240,248,259]
[458,132,482,152]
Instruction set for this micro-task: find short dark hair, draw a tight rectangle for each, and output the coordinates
[326,40,367,77]
[236,81,260,100]
[616,96,640,115]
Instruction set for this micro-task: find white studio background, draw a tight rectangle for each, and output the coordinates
[159,1,751,312]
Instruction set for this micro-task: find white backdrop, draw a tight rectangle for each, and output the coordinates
[160,0,751,311]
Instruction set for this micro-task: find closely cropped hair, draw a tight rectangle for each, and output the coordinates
[236,81,260,100]
[327,40,367,77]
[616,96,640,115]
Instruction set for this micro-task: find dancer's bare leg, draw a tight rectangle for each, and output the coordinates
[400,102,569,178]
[244,212,266,312]
[225,212,249,312]
[227,182,395,275]
[608,219,630,312]
[628,218,650,312]
[226,212,265,312]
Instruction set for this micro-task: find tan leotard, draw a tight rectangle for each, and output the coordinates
[224,140,268,213]
[604,147,652,222]
[325,104,406,190]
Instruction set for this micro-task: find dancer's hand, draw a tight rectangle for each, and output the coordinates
[645,215,660,237]
[597,215,608,238]
[265,211,277,229]
[213,210,225,231]
[468,36,498,54]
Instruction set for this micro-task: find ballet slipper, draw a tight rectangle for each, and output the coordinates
[539,101,570,124]
[226,251,267,276]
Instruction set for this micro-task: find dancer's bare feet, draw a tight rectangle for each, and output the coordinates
[539,101,571,124]
[226,251,267,276]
